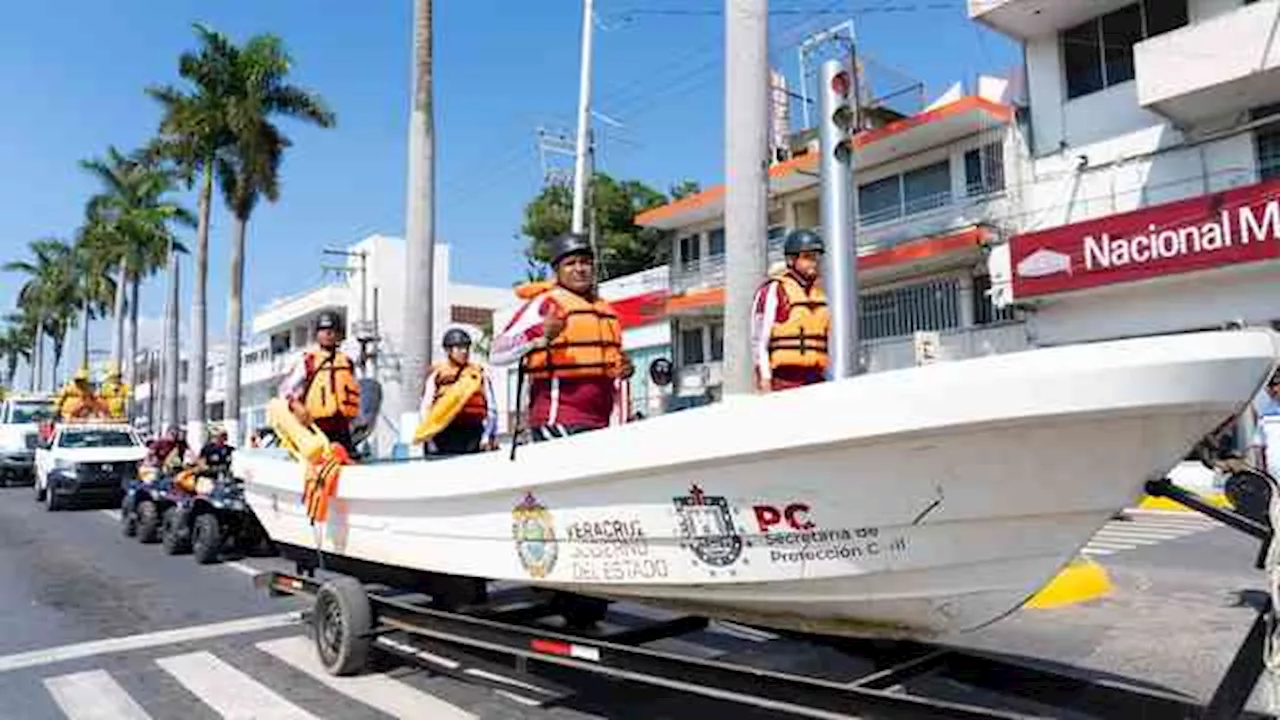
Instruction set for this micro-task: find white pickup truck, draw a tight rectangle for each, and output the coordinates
[0,394,55,486]
[34,422,147,511]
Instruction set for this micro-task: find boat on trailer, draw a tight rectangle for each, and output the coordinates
[232,327,1280,640]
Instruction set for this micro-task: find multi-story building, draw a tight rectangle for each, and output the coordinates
[973,0,1280,346]
[134,233,511,448]
[634,86,1032,397]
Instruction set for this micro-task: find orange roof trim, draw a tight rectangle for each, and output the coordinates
[634,96,1013,227]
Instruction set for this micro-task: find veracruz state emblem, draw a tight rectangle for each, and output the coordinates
[512,492,559,578]
[673,484,744,568]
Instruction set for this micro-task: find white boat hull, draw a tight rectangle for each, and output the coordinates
[234,329,1280,639]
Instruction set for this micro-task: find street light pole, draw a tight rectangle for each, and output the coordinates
[722,0,770,397]
[570,0,596,235]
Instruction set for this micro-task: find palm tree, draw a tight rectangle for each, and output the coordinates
[79,146,193,400]
[147,22,236,438]
[403,0,437,425]
[0,325,32,389]
[5,313,39,391]
[4,239,77,390]
[72,222,119,371]
[205,28,335,442]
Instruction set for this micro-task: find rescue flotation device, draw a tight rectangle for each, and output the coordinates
[767,272,830,371]
[412,362,485,444]
[266,397,330,464]
[522,286,624,381]
[99,383,129,419]
[302,349,360,420]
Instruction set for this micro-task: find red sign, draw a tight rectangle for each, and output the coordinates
[1009,179,1280,299]
[611,289,670,329]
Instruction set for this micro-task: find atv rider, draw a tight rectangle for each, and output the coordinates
[279,311,362,456]
[148,425,189,474]
[419,328,498,457]
[491,232,634,441]
[195,425,234,475]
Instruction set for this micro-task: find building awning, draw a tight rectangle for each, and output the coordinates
[634,97,1012,232]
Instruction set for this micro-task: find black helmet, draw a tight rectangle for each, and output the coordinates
[442,328,472,349]
[783,229,824,257]
[315,310,342,333]
[549,232,593,267]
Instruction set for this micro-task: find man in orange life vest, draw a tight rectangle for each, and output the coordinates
[751,229,830,392]
[419,328,498,457]
[491,232,634,441]
[279,310,362,454]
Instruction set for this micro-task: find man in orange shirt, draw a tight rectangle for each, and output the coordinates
[751,229,830,392]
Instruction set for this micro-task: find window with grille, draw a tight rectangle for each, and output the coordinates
[964,143,1006,197]
[708,229,725,257]
[858,277,961,341]
[450,305,492,326]
[1252,105,1280,181]
[857,160,952,225]
[680,327,705,365]
[1061,1,1188,100]
[678,235,701,268]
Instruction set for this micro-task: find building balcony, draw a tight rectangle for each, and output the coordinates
[669,190,1008,297]
[968,0,1133,40]
[1135,1,1280,125]
[252,283,349,336]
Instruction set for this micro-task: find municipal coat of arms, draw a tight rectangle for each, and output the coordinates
[673,484,744,568]
[512,492,559,578]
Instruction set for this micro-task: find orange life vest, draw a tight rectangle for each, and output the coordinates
[303,348,360,420]
[524,286,624,381]
[767,273,830,371]
[432,361,488,420]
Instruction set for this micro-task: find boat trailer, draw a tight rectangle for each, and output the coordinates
[254,478,1278,720]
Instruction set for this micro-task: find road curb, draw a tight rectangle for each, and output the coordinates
[1137,493,1229,512]
[1025,556,1112,610]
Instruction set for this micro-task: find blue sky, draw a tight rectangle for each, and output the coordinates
[0,0,1017,367]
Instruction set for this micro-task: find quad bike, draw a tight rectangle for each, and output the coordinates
[160,468,273,564]
[121,466,193,543]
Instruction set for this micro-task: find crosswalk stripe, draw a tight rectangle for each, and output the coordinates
[44,669,152,720]
[157,650,318,719]
[1098,524,1202,537]
[1083,515,1223,556]
[1081,548,1114,555]
[257,636,477,720]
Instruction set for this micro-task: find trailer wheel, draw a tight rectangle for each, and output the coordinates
[192,513,222,565]
[313,576,371,676]
[137,501,161,543]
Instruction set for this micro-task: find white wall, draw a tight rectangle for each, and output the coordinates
[1027,260,1280,345]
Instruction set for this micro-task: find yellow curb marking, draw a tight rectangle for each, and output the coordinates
[1137,493,1229,512]
[1025,556,1112,610]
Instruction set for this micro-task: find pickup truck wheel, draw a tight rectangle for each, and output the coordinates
[193,513,222,565]
[137,501,161,543]
[45,485,62,512]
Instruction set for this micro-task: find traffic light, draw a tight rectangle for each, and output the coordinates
[828,65,857,163]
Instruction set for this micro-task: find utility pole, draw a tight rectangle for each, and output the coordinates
[323,248,376,376]
[570,0,595,235]
[819,57,861,379]
[401,0,436,445]
[723,0,769,397]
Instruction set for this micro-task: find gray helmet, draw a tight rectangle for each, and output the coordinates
[315,310,343,333]
[783,229,824,257]
[549,232,593,267]
[442,328,472,349]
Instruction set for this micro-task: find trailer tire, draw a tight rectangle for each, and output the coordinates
[314,576,371,677]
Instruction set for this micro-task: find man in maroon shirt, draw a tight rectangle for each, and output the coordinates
[492,233,633,441]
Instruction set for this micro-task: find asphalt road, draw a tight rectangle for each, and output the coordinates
[0,487,1273,719]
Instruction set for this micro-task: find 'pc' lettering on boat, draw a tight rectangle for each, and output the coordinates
[752,502,814,532]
